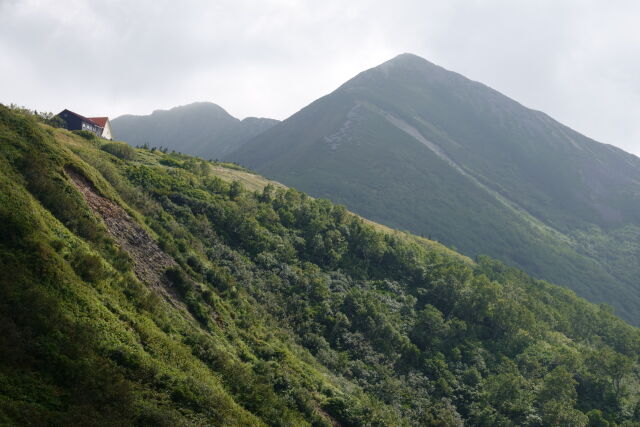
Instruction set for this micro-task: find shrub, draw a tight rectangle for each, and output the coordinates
[159,157,183,168]
[165,266,191,295]
[101,142,137,160]
[40,114,65,128]
[186,255,203,272]
[72,252,107,283]
[72,129,98,141]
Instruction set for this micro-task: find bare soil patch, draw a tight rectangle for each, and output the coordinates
[65,166,175,293]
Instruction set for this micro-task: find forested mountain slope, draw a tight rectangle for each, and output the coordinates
[111,102,278,159]
[1,105,640,426]
[228,53,640,325]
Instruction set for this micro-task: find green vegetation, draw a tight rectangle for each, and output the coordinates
[73,129,99,141]
[101,141,137,160]
[228,53,640,325]
[1,105,640,425]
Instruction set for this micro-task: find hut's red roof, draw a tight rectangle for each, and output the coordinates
[88,117,108,127]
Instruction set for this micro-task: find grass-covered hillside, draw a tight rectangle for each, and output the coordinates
[1,105,640,426]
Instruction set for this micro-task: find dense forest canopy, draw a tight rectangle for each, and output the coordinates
[1,105,639,425]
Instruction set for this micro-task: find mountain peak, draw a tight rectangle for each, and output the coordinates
[379,52,437,70]
[111,102,278,158]
[160,101,233,118]
[389,52,428,63]
[340,52,450,91]
[230,52,640,325]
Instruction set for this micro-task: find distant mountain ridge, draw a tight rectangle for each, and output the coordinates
[111,102,278,158]
[228,53,640,324]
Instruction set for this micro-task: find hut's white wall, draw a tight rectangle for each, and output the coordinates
[101,121,113,140]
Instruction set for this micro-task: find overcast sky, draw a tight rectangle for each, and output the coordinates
[1,0,639,155]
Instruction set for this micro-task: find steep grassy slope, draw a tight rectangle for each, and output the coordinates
[228,54,640,325]
[1,106,640,426]
[111,102,278,159]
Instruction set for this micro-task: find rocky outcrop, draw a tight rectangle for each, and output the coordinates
[65,166,175,293]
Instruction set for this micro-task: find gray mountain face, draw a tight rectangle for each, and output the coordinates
[111,102,278,159]
[228,53,640,324]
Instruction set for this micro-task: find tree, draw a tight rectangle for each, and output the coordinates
[229,180,243,199]
[538,367,588,426]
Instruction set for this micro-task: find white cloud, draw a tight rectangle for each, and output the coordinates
[1,0,639,154]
